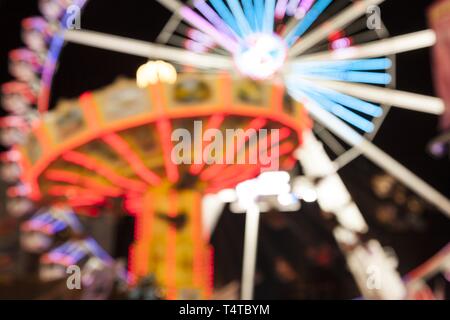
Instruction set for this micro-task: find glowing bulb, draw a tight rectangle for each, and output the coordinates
[136,60,177,88]
[234,33,287,80]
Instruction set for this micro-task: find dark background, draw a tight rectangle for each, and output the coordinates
[0,0,448,299]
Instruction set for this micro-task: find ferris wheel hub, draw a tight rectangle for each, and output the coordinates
[233,33,287,80]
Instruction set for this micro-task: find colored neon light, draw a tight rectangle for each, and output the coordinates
[294,85,375,132]
[254,0,265,31]
[331,37,352,50]
[180,6,239,53]
[194,0,237,39]
[45,169,122,197]
[47,185,105,202]
[301,82,383,117]
[275,0,289,20]
[263,0,276,33]
[303,71,392,85]
[62,151,147,193]
[38,0,87,112]
[287,0,300,16]
[157,120,180,183]
[165,190,178,300]
[191,193,203,287]
[297,0,316,18]
[209,127,291,185]
[187,28,215,47]
[242,0,257,31]
[199,117,268,181]
[293,58,392,72]
[189,114,225,175]
[207,0,243,37]
[103,133,162,186]
[226,0,252,35]
[286,0,333,46]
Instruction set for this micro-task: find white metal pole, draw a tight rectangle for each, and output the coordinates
[241,203,261,300]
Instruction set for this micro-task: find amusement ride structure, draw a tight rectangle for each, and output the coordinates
[1,0,450,300]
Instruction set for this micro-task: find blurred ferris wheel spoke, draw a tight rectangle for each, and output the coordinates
[62,29,233,70]
[156,11,184,44]
[288,0,386,57]
[294,29,437,62]
[155,0,239,52]
[300,78,445,115]
[288,86,450,217]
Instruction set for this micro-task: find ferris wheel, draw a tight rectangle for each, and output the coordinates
[1,0,449,300]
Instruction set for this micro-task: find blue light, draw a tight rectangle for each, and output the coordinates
[242,0,257,31]
[254,0,265,31]
[286,0,333,46]
[291,84,375,132]
[263,0,276,33]
[226,0,252,35]
[310,90,375,132]
[300,70,392,85]
[299,82,383,117]
[294,58,392,72]
[209,0,243,36]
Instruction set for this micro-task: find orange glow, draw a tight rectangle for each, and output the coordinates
[102,133,162,186]
[45,169,122,197]
[157,120,179,183]
[165,190,178,300]
[62,151,147,193]
[189,114,225,176]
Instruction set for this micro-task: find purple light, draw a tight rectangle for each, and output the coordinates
[331,37,352,50]
[275,0,289,20]
[187,28,215,47]
[193,0,238,40]
[184,40,209,53]
[287,0,300,16]
[296,0,315,19]
[180,6,239,53]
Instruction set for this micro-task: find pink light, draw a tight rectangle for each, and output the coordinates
[331,37,353,50]
[296,0,315,19]
[184,40,209,53]
[275,0,289,20]
[287,0,300,16]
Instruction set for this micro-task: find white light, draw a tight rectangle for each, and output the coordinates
[316,174,351,212]
[335,202,368,233]
[257,171,291,196]
[234,33,287,80]
[136,60,177,88]
[202,194,226,237]
[293,176,318,203]
[217,188,238,203]
[234,171,293,212]
[277,193,297,206]
[333,226,358,246]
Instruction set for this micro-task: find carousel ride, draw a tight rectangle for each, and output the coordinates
[1,0,449,300]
